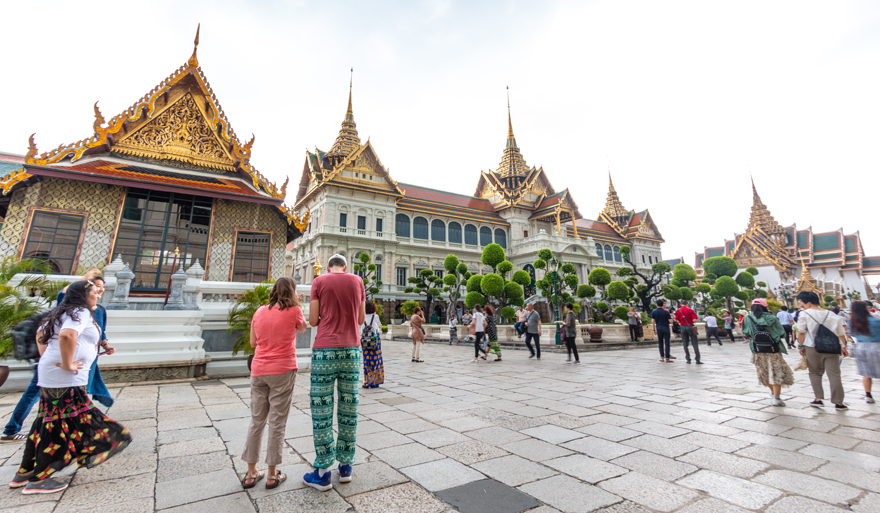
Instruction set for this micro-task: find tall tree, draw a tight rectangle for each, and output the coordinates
[617,246,671,312]
[441,254,470,321]
[353,253,381,301]
[405,269,442,322]
[534,248,592,319]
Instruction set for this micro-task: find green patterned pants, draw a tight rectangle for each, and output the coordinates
[310,347,361,468]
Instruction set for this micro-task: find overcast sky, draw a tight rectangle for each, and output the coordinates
[3,1,879,287]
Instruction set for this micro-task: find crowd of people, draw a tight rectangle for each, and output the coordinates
[4,254,880,496]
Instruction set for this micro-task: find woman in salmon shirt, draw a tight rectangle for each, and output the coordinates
[241,277,307,490]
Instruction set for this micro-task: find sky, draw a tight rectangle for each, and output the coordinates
[2,0,879,287]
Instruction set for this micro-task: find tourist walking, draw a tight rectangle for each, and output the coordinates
[410,306,426,363]
[11,280,131,494]
[557,302,580,364]
[523,303,542,359]
[652,299,673,363]
[448,315,458,345]
[485,305,501,361]
[675,301,702,364]
[241,277,305,490]
[796,291,849,410]
[627,306,640,342]
[848,301,880,403]
[362,300,384,388]
[471,305,486,362]
[514,306,527,338]
[303,255,366,491]
[704,313,722,345]
[2,269,104,443]
[777,306,795,348]
[742,299,793,407]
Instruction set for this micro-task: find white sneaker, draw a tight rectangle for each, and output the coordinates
[867,396,875,404]
[771,397,785,407]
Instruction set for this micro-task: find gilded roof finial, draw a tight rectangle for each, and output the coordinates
[188,24,200,68]
[327,69,361,158]
[346,68,353,121]
[25,133,38,161]
[495,86,528,179]
[600,171,629,227]
[507,86,514,141]
[747,176,784,235]
[93,101,105,133]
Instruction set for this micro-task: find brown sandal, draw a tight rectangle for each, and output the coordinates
[266,471,286,489]
[241,470,264,489]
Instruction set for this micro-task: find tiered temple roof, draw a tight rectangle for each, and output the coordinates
[695,178,880,277]
[1,26,308,240]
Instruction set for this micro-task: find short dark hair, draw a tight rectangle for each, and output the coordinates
[832,306,840,315]
[565,302,574,311]
[365,300,376,314]
[328,255,346,268]
[656,299,666,307]
[780,306,788,311]
[797,291,820,306]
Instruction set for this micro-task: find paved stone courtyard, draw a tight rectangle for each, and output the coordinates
[1,340,880,513]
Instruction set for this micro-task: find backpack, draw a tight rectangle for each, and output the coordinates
[13,311,50,361]
[749,314,779,353]
[805,311,842,355]
[361,314,378,351]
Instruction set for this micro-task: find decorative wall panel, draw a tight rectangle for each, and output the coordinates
[0,184,41,258]
[208,199,287,281]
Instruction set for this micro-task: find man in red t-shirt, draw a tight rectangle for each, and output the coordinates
[303,255,366,491]
[675,301,702,364]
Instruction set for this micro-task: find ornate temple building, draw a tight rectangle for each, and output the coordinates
[694,179,880,303]
[0,28,307,291]
[290,89,666,318]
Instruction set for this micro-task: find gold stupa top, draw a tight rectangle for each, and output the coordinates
[496,89,530,178]
[748,177,785,236]
[796,261,823,295]
[327,70,361,158]
[600,173,629,220]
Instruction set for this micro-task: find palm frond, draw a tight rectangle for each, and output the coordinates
[226,284,272,356]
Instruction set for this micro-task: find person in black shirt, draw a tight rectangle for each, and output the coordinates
[652,299,673,363]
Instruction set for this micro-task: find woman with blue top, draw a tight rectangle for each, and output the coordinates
[850,301,880,404]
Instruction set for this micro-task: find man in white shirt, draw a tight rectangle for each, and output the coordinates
[703,314,722,345]
[796,291,849,410]
[776,306,795,349]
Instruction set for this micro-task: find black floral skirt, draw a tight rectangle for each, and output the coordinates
[17,386,131,481]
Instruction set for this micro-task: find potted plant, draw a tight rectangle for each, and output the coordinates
[0,257,67,388]
[227,281,274,372]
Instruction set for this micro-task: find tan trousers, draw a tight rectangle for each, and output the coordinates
[412,342,422,360]
[805,347,845,405]
[241,369,297,466]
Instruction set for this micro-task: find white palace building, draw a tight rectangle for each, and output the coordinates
[288,87,667,319]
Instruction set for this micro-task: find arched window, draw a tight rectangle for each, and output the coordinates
[614,246,622,262]
[604,244,613,261]
[395,214,410,237]
[596,243,603,259]
[465,224,478,245]
[480,227,492,246]
[448,222,462,244]
[431,220,446,242]
[494,228,507,249]
[649,255,653,264]
[413,217,429,240]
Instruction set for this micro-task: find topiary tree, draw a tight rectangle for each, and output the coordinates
[745,266,759,276]
[713,275,740,312]
[613,305,629,321]
[441,254,470,321]
[672,263,697,288]
[353,253,382,301]
[478,245,525,315]
[534,248,587,321]
[702,256,738,279]
[735,271,756,289]
[481,243,506,273]
[592,280,630,322]
[406,269,441,323]
[618,246,671,313]
[823,294,834,304]
[679,287,694,302]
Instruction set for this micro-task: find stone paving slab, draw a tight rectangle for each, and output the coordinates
[3,341,880,512]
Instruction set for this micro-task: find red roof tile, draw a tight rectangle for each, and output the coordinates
[31,159,271,201]
[399,184,495,212]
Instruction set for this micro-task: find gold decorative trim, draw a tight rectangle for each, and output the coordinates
[107,187,128,265]
[0,166,33,195]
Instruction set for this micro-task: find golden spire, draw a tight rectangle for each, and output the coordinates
[747,177,784,236]
[187,24,200,68]
[496,87,529,179]
[601,173,629,220]
[796,260,822,295]
[327,68,361,158]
